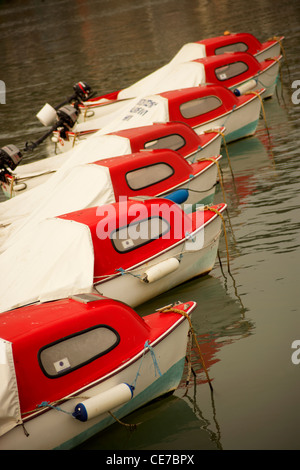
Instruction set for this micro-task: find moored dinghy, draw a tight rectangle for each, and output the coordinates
[66,84,264,148]
[64,32,283,124]
[0,122,223,198]
[0,198,227,312]
[0,294,197,450]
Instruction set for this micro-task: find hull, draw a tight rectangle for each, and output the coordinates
[229,60,281,99]
[193,95,261,143]
[255,43,282,62]
[0,315,190,450]
[94,212,222,307]
[161,159,219,206]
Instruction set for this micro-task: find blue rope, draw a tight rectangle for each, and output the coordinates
[145,340,162,377]
[131,340,162,388]
[37,401,73,415]
[116,267,141,279]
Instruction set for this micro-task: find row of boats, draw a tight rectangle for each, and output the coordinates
[0,31,284,449]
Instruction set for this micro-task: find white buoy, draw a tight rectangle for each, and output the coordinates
[141,258,180,283]
[233,79,258,96]
[36,103,58,126]
[73,383,134,422]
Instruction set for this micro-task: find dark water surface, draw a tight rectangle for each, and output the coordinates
[0,0,299,451]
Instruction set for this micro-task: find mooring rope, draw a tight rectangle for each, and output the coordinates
[203,128,235,180]
[158,306,213,392]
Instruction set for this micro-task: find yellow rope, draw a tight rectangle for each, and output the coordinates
[159,306,213,391]
[197,205,231,271]
[245,90,270,136]
[196,156,227,205]
[204,129,234,179]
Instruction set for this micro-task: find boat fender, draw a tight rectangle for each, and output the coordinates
[141,258,180,284]
[233,79,258,96]
[164,189,189,205]
[72,383,134,422]
[36,103,58,127]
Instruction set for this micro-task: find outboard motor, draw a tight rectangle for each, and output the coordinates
[0,144,23,181]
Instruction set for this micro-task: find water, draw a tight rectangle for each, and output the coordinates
[0,0,299,451]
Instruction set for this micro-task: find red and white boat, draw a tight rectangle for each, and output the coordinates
[187,32,284,63]
[67,33,283,124]
[0,198,227,312]
[0,294,197,449]
[0,148,222,252]
[0,122,223,198]
[57,83,264,152]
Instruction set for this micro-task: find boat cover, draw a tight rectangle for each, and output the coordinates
[0,339,22,437]
[0,134,131,250]
[0,218,95,314]
[76,61,205,135]
[118,44,206,100]
[79,94,170,136]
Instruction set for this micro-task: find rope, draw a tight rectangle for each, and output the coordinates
[197,205,231,272]
[196,157,227,205]
[244,90,270,137]
[158,307,213,391]
[203,129,234,180]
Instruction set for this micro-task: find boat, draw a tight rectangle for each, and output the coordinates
[0,198,227,312]
[56,83,264,151]
[55,32,283,124]
[0,122,223,198]
[0,147,222,252]
[189,32,285,63]
[192,52,281,99]
[0,293,197,449]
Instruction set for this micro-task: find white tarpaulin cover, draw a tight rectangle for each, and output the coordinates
[0,339,22,437]
[0,133,131,249]
[119,47,206,99]
[75,61,205,136]
[0,218,95,314]
[1,164,115,252]
[80,94,170,137]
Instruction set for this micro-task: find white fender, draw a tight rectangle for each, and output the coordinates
[73,383,134,422]
[234,79,258,96]
[141,258,180,284]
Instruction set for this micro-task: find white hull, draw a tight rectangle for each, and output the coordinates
[0,311,191,450]
[255,43,282,62]
[1,134,223,199]
[230,59,281,99]
[192,94,262,143]
[94,212,223,307]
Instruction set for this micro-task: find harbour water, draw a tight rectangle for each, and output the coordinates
[0,0,299,451]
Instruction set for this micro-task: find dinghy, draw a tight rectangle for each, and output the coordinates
[0,122,223,198]
[56,32,283,124]
[0,294,197,450]
[0,198,227,312]
[55,83,264,152]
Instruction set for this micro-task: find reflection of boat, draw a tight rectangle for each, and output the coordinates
[0,122,222,198]
[0,198,226,312]
[56,84,264,152]
[77,393,219,450]
[0,294,196,450]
